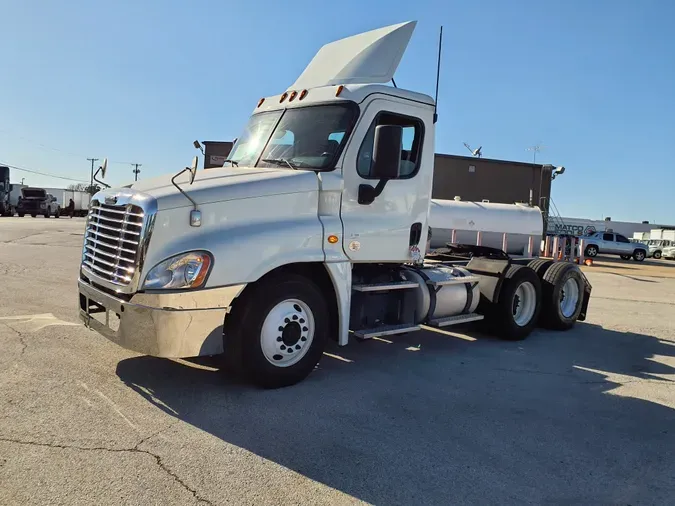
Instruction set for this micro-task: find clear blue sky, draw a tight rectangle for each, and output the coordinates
[1,0,673,223]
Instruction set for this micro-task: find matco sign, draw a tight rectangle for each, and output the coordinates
[549,223,597,236]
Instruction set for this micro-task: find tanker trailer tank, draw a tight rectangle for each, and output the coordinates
[428,199,544,256]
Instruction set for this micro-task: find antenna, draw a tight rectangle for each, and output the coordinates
[433,26,443,124]
[526,143,545,164]
[463,142,483,158]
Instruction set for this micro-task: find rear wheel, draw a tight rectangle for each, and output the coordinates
[223,273,328,389]
[653,250,662,259]
[487,265,541,341]
[633,249,646,262]
[540,262,584,330]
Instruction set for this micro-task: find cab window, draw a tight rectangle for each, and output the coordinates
[603,233,614,241]
[357,112,424,179]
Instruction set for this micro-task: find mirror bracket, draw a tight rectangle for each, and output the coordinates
[357,179,389,205]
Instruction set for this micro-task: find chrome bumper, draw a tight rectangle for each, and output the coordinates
[78,279,245,358]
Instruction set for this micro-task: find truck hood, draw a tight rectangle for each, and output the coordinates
[126,166,319,211]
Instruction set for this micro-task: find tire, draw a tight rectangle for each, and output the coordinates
[633,249,646,262]
[653,250,662,260]
[31,214,36,218]
[18,213,24,218]
[55,210,60,218]
[223,273,329,389]
[488,265,542,341]
[620,254,631,260]
[44,211,50,218]
[539,262,585,330]
[527,258,554,278]
[584,244,598,258]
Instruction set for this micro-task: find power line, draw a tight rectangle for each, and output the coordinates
[0,161,89,183]
[0,128,142,166]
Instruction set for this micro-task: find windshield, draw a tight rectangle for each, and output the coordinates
[227,104,358,170]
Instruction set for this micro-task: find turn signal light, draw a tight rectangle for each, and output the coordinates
[327,235,339,244]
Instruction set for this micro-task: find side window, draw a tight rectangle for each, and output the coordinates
[616,234,630,243]
[357,112,423,179]
[603,233,614,241]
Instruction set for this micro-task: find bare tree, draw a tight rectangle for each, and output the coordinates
[67,183,88,191]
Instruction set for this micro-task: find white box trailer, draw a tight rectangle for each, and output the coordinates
[77,21,593,389]
[42,187,91,216]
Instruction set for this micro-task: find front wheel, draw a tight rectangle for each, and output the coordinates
[633,249,646,262]
[653,251,662,260]
[585,245,598,257]
[223,273,329,389]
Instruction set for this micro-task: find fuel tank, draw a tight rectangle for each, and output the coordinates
[428,199,543,255]
[402,265,480,323]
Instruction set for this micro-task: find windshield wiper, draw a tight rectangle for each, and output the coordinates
[261,158,298,170]
[222,159,238,166]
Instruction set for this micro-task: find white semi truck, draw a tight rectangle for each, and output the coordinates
[78,21,592,388]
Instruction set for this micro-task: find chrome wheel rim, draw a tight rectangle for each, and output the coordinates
[512,281,537,327]
[559,278,580,318]
[635,251,644,260]
[587,247,597,256]
[261,299,314,367]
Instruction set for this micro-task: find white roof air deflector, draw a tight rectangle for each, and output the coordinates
[289,21,417,90]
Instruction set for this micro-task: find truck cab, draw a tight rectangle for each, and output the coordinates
[78,21,592,388]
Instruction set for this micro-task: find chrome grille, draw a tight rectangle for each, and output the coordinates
[82,200,145,285]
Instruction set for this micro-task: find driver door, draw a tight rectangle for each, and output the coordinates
[340,99,433,262]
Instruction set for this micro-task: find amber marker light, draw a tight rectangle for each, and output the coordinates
[289,90,298,101]
[280,92,288,103]
[327,235,339,244]
[335,85,344,96]
[299,89,308,100]
[257,97,265,108]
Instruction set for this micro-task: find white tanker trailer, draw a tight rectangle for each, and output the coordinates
[428,199,543,255]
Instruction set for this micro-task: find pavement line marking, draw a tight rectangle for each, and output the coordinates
[421,325,477,341]
[94,389,137,430]
[323,352,353,363]
[0,313,80,332]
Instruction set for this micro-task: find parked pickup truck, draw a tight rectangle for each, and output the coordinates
[583,232,648,261]
[647,239,673,260]
[17,188,61,218]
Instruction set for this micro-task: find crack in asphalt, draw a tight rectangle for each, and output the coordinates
[1,324,28,355]
[0,232,43,244]
[0,435,213,505]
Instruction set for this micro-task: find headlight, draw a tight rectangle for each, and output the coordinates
[143,251,212,290]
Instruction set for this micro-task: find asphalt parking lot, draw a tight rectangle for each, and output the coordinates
[1,217,674,505]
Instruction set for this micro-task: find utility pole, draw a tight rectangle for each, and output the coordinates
[87,158,99,189]
[131,163,142,181]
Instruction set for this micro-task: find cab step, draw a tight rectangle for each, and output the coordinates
[352,281,418,292]
[426,312,484,328]
[426,275,480,287]
[353,323,421,339]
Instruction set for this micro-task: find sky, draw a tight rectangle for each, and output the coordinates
[1,0,674,223]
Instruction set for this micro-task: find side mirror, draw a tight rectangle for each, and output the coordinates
[370,125,402,180]
[188,156,198,185]
[357,125,402,205]
[100,158,108,179]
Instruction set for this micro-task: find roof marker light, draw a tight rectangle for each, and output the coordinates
[289,90,298,101]
[336,85,344,96]
[280,92,288,103]
[257,98,265,108]
[299,89,308,100]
